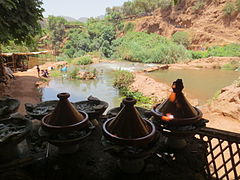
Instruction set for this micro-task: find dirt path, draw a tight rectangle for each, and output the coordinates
[5,61,67,115]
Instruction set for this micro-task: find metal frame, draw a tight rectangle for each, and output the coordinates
[196,127,240,180]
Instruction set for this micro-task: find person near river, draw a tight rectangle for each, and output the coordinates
[36,65,40,77]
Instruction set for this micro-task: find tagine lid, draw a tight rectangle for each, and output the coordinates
[45,92,85,126]
[153,79,202,123]
[107,97,151,139]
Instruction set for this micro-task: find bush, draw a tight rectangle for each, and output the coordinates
[221,60,240,70]
[123,22,135,33]
[113,32,191,63]
[192,0,205,11]
[236,0,240,11]
[49,69,62,77]
[71,56,93,65]
[159,0,173,10]
[120,87,155,108]
[113,70,134,89]
[67,67,80,79]
[191,44,240,59]
[223,2,235,16]
[172,31,192,48]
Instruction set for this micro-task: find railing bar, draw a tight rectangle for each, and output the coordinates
[219,161,240,180]
[208,138,219,179]
[218,139,230,180]
[200,134,211,179]
[228,142,238,179]
[208,144,229,164]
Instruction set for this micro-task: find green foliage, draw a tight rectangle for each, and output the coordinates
[71,56,93,65]
[63,19,116,58]
[172,31,192,48]
[191,44,240,59]
[191,50,209,59]
[123,22,135,33]
[221,60,240,70]
[113,32,190,63]
[67,67,80,79]
[107,0,174,18]
[223,2,235,16]
[0,0,43,44]
[192,0,205,11]
[158,0,174,10]
[236,0,240,11]
[1,41,30,52]
[47,16,67,51]
[113,70,135,89]
[120,87,155,108]
[49,69,62,77]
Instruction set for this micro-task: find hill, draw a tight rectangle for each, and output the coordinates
[129,0,240,49]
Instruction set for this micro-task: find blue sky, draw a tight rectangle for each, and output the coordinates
[42,0,129,19]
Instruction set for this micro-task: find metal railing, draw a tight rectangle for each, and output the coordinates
[196,127,240,180]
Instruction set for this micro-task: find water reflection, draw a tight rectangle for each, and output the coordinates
[148,69,240,104]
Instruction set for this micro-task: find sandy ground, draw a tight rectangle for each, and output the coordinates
[5,61,67,115]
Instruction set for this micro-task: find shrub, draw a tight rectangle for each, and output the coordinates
[236,0,240,11]
[67,67,80,79]
[113,32,191,63]
[159,0,173,10]
[71,56,93,65]
[113,70,134,89]
[123,22,135,33]
[192,0,205,11]
[191,44,240,59]
[49,69,62,77]
[172,31,192,48]
[221,60,240,70]
[120,87,155,108]
[223,2,235,16]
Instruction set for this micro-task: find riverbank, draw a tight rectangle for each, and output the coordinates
[5,61,67,114]
[5,58,240,133]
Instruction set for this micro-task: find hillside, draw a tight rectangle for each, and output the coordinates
[130,0,240,49]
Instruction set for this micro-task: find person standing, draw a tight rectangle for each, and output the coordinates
[36,65,40,77]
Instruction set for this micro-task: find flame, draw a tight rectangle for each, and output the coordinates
[161,113,174,121]
[169,92,176,102]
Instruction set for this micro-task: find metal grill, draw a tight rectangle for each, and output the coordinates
[196,127,240,180]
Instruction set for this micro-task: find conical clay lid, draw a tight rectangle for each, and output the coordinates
[107,97,150,139]
[156,79,199,121]
[46,93,84,126]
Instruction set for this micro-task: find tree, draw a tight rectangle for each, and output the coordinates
[0,0,43,80]
[0,0,43,43]
[47,16,67,53]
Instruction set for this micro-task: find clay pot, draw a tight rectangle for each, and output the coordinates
[103,97,156,146]
[41,93,89,133]
[152,79,202,126]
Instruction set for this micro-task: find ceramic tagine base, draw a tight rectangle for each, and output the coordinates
[164,136,187,149]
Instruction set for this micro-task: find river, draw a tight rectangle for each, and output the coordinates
[41,61,239,108]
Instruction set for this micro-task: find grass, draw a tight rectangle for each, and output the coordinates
[221,60,240,70]
[113,70,135,89]
[113,69,156,108]
[71,56,93,65]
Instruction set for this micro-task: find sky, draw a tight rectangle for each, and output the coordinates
[42,0,129,19]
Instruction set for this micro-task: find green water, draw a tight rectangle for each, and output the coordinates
[41,61,147,110]
[41,61,240,108]
[148,69,240,104]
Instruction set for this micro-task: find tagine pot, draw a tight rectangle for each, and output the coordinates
[151,79,205,149]
[102,97,158,173]
[40,92,92,154]
[41,93,89,133]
